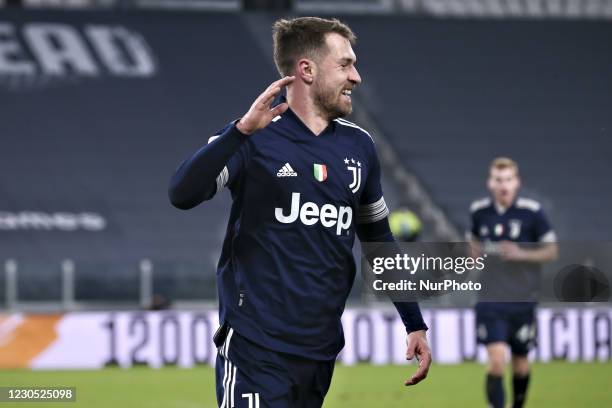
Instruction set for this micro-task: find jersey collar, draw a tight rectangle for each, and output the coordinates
[493,197,518,215]
[278,96,336,138]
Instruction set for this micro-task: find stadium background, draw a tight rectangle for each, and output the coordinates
[1,0,611,406]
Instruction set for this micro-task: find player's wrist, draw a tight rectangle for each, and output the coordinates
[236,118,254,135]
[407,326,428,335]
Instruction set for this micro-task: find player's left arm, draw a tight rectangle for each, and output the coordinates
[500,209,559,262]
[501,241,558,262]
[355,138,431,386]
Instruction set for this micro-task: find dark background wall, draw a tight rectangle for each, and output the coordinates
[1,11,610,301]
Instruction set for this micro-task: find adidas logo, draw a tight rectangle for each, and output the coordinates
[277,163,298,177]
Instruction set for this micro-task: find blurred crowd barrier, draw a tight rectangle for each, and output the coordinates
[1,307,611,369]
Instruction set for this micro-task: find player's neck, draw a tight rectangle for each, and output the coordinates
[286,89,330,136]
[494,197,516,213]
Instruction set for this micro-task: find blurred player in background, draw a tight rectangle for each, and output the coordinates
[169,17,431,408]
[468,157,558,408]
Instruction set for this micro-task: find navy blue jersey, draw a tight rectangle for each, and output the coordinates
[469,197,556,301]
[209,109,390,360]
[469,197,555,244]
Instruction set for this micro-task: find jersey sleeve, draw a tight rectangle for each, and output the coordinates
[355,137,428,334]
[207,122,251,194]
[356,140,390,228]
[168,121,249,209]
[533,209,556,242]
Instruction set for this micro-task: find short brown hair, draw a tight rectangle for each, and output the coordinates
[490,157,519,176]
[272,17,356,77]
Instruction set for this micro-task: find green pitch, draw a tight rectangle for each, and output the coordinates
[2,362,611,407]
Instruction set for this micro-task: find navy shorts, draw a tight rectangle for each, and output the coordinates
[215,326,335,408]
[475,303,537,356]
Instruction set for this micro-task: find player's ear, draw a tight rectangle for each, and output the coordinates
[297,58,315,84]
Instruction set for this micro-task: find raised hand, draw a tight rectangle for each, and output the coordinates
[236,76,295,135]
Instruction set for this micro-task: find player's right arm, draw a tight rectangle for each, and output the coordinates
[355,139,431,386]
[168,76,294,210]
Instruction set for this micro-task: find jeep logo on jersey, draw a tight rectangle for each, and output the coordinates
[344,157,362,193]
[274,192,352,235]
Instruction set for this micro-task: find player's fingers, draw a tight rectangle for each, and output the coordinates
[255,76,294,109]
[259,86,282,108]
[270,102,289,117]
[261,76,294,98]
[406,342,416,360]
[405,353,431,386]
[419,349,432,375]
[262,76,295,99]
[273,75,295,88]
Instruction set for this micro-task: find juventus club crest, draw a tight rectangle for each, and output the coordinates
[344,157,362,193]
[509,219,522,239]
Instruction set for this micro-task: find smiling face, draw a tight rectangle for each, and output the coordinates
[311,32,362,120]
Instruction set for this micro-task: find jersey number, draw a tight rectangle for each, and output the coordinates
[242,393,260,408]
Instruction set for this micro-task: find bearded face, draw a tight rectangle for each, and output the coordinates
[309,33,361,121]
[312,72,354,120]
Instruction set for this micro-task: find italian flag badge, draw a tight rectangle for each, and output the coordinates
[313,164,328,182]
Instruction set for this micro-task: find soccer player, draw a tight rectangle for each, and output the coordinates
[468,157,558,408]
[169,17,431,408]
